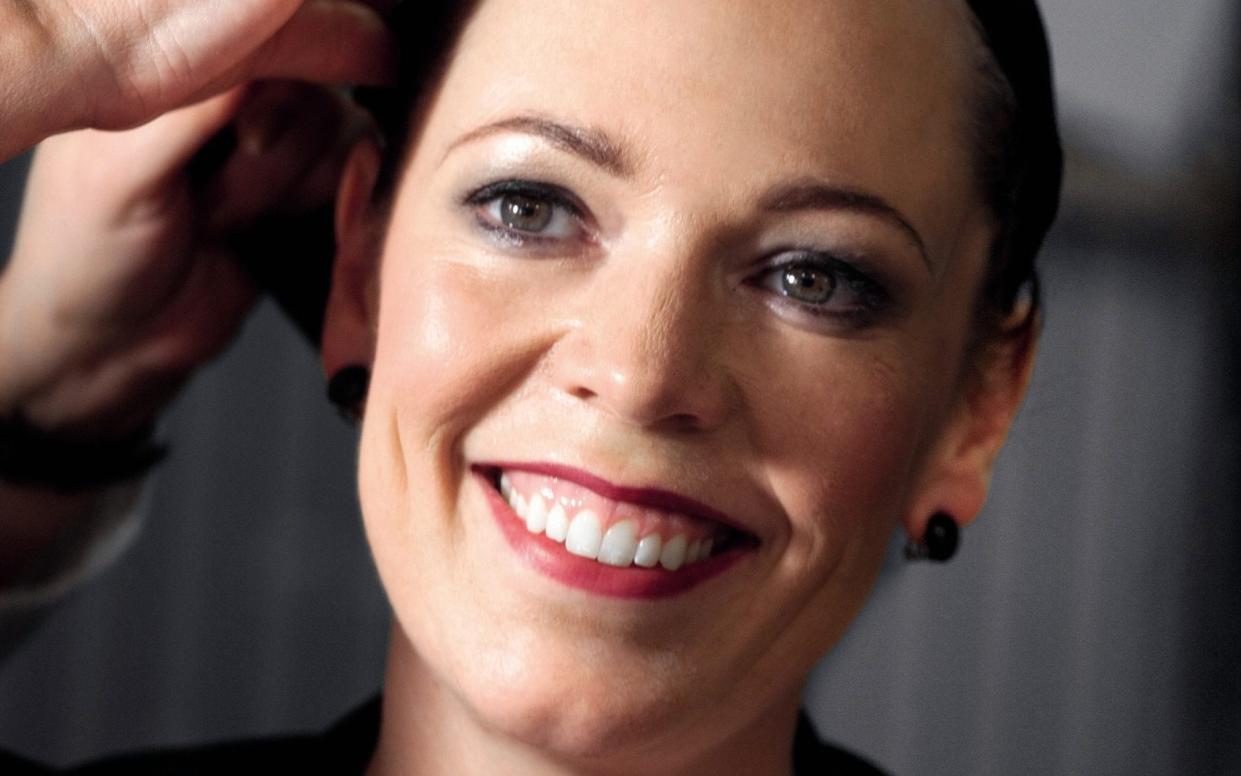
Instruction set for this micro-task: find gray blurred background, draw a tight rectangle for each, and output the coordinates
[1,1,1238,774]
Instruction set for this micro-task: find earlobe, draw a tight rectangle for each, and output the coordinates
[904,315,1039,545]
[321,139,383,382]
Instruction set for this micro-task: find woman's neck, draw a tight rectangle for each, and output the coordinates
[367,631,801,776]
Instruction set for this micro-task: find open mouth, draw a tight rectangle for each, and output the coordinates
[474,463,758,597]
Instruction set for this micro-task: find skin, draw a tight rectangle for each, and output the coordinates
[0,84,373,585]
[0,2,394,583]
[0,0,1032,769]
[322,1,1036,775]
[0,0,396,161]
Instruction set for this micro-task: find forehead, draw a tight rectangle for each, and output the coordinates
[417,0,982,249]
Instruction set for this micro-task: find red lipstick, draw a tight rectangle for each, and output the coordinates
[473,464,753,599]
[485,462,747,532]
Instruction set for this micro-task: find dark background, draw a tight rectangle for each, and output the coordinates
[2,2,1238,774]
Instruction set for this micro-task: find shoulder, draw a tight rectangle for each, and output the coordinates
[793,711,889,776]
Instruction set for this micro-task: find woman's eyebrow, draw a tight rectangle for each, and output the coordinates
[760,181,932,271]
[444,115,634,177]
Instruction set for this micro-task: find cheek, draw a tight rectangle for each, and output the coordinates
[355,228,505,567]
[746,339,935,563]
[356,215,565,558]
[355,226,555,674]
[757,244,985,549]
[730,342,939,669]
[367,223,558,462]
[374,242,505,435]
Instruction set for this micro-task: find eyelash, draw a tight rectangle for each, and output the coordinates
[751,252,893,328]
[463,179,592,249]
[461,178,893,327]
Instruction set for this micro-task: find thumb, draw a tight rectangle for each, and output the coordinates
[247,1,397,85]
[172,1,396,111]
[152,0,306,65]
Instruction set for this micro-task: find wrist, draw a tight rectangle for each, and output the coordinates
[0,355,177,440]
[0,303,172,491]
[0,410,167,494]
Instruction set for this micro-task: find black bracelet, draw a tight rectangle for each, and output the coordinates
[0,413,167,493]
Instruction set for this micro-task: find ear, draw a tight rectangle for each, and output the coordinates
[904,314,1039,540]
[321,139,383,380]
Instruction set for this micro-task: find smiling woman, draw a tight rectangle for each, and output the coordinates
[0,0,1061,773]
[303,1,1062,773]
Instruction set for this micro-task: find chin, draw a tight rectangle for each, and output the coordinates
[452,656,705,762]
[392,590,729,763]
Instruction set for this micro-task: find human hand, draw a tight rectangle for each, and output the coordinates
[0,80,372,436]
[0,0,394,160]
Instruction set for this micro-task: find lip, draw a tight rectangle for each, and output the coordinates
[484,461,751,534]
[472,463,756,599]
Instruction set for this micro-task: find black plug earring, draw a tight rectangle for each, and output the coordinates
[904,512,960,563]
[327,365,371,423]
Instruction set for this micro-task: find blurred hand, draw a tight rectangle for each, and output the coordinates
[0,81,372,435]
[0,0,394,160]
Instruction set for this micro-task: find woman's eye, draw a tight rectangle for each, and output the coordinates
[753,253,891,326]
[778,265,837,305]
[465,181,589,245]
[497,193,555,232]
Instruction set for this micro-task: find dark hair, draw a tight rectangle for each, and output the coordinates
[969,35,1028,331]
[355,2,475,200]
[359,1,1062,344]
[964,1,1064,342]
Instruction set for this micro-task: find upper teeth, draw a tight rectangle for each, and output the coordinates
[499,472,718,570]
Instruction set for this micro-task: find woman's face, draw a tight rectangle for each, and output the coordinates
[343,0,1001,760]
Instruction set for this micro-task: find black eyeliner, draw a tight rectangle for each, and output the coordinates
[462,179,585,216]
[461,178,592,249]
[769,250,896,327]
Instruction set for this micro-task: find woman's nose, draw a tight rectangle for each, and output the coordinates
[548,262,734,432]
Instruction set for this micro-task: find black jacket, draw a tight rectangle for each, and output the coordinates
[2,698,887,775]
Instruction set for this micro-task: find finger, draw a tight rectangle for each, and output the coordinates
[51,87,250,203]
[72,0,306,129]
[250,1,398,86]
[130,87,252,177]
[204,84,348,230]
